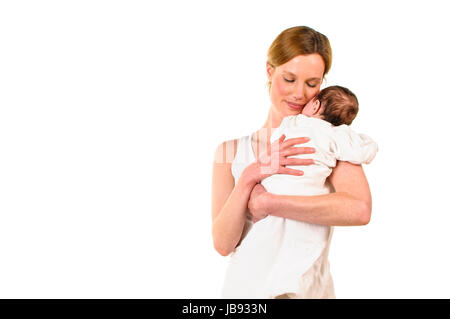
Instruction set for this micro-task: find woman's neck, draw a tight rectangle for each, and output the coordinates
[250,106,287,160]
[254,106,285,143]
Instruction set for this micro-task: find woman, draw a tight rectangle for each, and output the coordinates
[211,26,372,299]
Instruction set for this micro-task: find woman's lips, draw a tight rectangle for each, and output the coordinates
[286,100,304,110]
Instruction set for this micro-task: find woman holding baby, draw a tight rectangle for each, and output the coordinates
[211,26,373,299]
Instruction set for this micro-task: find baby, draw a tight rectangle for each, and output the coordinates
[221,86,378,299]
[302,85,359,126]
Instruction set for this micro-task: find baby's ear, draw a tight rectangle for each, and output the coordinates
[313,99,322,114]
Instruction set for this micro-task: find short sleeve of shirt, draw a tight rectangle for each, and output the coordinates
[330,124,378,164]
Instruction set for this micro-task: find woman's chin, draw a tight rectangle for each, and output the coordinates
[272,104,302,118]
[284,108,302,116]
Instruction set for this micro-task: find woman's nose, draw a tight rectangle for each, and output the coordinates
[293,84,306,101]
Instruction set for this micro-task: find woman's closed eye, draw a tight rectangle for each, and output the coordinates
[283,77,318,88]
[283,77,295,83]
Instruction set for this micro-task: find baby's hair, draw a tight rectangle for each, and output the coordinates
[316,85,358,126]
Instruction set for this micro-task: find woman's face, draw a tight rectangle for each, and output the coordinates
[267,54,325,116]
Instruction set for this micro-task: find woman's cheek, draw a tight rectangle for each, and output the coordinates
[273,78,290,97]
[270,79,284,106]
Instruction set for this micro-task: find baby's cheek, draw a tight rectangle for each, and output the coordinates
[305,87,320,102]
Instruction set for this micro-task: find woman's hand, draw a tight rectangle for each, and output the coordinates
[243,134,315,187]
[248,183,270,223]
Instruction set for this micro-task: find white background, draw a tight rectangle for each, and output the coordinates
[1,0,449,298]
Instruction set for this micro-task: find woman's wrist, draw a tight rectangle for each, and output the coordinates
[240,162,261,188]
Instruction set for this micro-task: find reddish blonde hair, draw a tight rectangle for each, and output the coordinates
[267,26,332,80]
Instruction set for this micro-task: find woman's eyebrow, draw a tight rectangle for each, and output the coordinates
[283,71,296,76]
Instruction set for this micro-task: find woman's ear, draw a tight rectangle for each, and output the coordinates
[266,62,274,81]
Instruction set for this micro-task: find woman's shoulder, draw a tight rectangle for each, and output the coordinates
[213,136,244,166]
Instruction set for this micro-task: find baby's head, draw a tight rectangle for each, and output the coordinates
[302,85,359,126]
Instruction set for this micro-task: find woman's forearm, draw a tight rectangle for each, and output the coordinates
[263,161,372,226]
[212,168,256,256]
[265,191,370,226]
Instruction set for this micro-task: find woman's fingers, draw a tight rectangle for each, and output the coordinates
[258,135,315,179]
[281,146,315,157]
[279,167,304,176]
[281,137,310,149]
[269,134,286,153]
[281,158,314,166]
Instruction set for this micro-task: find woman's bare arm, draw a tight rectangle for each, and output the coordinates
[261,161,372,226]
[211,141,258,256]
[211,136,314,256]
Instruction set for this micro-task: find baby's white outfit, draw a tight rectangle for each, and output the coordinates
[221,114,378,299]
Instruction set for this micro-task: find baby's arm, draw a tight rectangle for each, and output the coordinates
[330,125,378,165]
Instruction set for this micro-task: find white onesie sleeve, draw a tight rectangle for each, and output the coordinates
[330,124,378,164]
